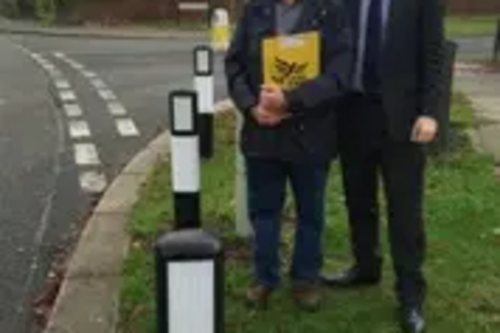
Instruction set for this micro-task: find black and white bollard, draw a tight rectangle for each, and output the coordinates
[193,45,215,159]
[154,228,224,333]
[168,90,201,229]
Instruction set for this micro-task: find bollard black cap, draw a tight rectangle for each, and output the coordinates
[155,228,223,259]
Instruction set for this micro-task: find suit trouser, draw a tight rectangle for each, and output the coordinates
[337,94,427,307]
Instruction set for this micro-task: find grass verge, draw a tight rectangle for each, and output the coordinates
[446,15,499,38]
[119,98,500,333]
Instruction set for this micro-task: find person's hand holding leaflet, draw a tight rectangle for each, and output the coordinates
[252,84,290,126]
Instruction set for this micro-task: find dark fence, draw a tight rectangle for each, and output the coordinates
[448,0,500,14]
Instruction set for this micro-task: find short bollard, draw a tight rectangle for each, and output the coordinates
[193,45,215,159]
[155,229,224,333]
[168,90,201,229]
[210,8,230,51]
[493,18,500,62]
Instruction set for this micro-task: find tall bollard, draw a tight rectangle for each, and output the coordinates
[210,8,230,52]
[493,18,500,63]
[194,45,215,159]
[168,90,201,229]
[234,111,253,238]
[154,227,224,333]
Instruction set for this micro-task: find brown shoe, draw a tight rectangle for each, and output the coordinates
[291,284,321,312]
[245,284,273,308]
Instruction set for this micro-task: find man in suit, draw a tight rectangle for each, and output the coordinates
[319,0,445,332]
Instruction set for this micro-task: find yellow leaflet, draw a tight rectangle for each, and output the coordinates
[262,31,320,90]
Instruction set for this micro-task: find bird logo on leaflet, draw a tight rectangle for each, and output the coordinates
[271,56,309,89]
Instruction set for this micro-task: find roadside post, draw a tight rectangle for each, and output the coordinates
[194,45,215,159]
[154,229,224,333]
[210,8,230,52]
[434,40,458,152]
[493,18,500,62]
[168,90,201,229]
[234,111,253,238]
[154,91,224,333]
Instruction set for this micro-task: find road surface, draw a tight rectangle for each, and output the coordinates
[0,33,227,333]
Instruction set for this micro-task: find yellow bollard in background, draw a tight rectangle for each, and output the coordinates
[211,8,230,52]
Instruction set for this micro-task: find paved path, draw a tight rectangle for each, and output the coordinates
[0,31,227,333]
[455,65,500,166]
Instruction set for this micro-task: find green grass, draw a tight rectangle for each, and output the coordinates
[446,15,499,38]
[119,99,500,333]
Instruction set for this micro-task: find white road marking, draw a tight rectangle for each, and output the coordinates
[74,143,100,165]
[82,71,97,79]
[59,90,77,103]
[98,89,117,101]
[107,101,127,116]
[54,79,71,90]
[68,120,91,138]
[90,78,107,89]
[63,104,83,117]
[115,118,140,137]
[71,62,85,71]
[53,52,66,59]
[41,64,56,72]
[79,171,108,193]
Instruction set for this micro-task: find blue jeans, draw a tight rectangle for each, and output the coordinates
[246,157,330,288]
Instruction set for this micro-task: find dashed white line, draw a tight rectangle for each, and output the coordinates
[82,71,97,79]
[53,52,66,59]
[90,78,107,90]
[55,79,71,90]
[115,118,140,137]
[74,143,100,165]
[63,104,83,117]
[79,171,108,193]
[107,101,127,116]
[68,120,91,138]
[98,89,117,101]
[59,90,77,103]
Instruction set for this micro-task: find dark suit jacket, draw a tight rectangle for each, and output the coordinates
[344,0,445,141]
[224,0,353,162]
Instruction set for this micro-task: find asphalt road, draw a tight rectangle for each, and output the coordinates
[0,33,227,333]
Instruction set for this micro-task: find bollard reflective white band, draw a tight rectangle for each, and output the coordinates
[194,46,213,76]
[195,76,214,114]
[167,261,215,333]
[171,137,200,192]
[169,92,200,193]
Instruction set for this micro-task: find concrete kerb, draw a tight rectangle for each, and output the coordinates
[44,98,234,333]
[0,24,207,40]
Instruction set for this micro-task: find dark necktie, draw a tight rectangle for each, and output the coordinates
[362,0,382,92]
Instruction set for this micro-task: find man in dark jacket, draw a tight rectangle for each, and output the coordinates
[225,0,352,310]
[320,0,445,331]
